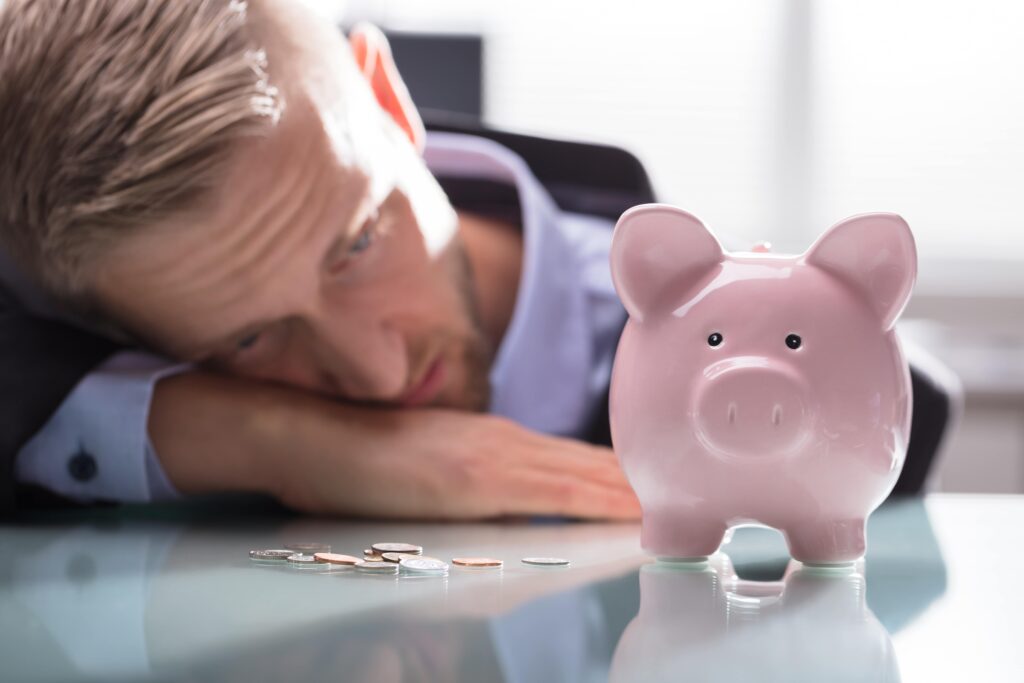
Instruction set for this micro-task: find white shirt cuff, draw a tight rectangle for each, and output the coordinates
[14,350,191,503]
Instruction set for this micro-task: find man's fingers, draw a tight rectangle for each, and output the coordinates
[500,469,642,520]
[520,442,633,489]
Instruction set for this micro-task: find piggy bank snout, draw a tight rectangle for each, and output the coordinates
[693,362,813,457]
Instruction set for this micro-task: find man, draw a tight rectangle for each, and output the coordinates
[0,0,648,519]
[0,0,952,519]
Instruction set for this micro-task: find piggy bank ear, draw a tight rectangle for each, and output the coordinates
[803,213,917,330]
[610,204,724,322]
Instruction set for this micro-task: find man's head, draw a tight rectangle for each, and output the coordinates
[0,0,494,411]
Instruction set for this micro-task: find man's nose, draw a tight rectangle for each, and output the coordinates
[312,313,408,401]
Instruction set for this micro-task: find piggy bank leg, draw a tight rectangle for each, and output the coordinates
[642,513,727,561]
[784,518,866,565]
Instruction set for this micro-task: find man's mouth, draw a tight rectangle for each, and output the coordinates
[399,355,446,408]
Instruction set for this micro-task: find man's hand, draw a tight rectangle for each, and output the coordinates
[278,404,641,520]
[150,372,640,520]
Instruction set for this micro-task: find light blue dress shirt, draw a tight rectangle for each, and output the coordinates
[13,131,628,503]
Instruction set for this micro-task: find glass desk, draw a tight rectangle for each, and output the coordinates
[1,493,1020,682]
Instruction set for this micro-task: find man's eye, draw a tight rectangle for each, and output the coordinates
[326,212,380,276]
[349,227,374,255]
[348,210,380,256]
[237,332,261,351]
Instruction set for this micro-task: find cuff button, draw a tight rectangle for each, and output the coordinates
[68,452,98,482]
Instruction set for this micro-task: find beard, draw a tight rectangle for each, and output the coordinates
[439,234,494,413]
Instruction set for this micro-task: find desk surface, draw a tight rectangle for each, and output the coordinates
[1,493,1020,682]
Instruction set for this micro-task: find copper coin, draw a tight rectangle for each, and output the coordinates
[371,542,423,555]
[452,557,503,568]
[313,553,361,565]
[363,549,384,562]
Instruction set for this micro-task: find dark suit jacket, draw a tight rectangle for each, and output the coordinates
[0,117,955,514]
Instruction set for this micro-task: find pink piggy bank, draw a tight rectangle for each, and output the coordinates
[608,205,917,564]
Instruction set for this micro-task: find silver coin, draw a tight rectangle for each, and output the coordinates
[356,561,399,574]
[284,542,331,554]
[521,557,570,567]
[286,553,322,566]
[399,557,449,574]
[249,549,295,561]
[372,542,423,555]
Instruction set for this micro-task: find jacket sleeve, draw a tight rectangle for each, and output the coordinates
[0,286,121,514]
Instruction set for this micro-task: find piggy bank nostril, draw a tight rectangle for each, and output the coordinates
[727,402,737,425]
[772,404,782,426]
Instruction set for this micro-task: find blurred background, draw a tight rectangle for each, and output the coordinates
[315,0,1023,493]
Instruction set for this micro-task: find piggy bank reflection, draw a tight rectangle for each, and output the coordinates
[608,206,917,563]
[609,556,899,683]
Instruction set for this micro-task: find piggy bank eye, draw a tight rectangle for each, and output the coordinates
[707,332,723,347]
[786,334,802,350]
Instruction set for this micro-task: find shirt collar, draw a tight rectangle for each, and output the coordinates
[424,131,597,435]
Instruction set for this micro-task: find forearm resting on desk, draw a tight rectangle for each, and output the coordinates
[148,372,641,520]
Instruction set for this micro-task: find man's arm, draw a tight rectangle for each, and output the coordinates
[2,286,637,519]
[0,287,120,512]
[149,371,641,520]
[15,350,189,504]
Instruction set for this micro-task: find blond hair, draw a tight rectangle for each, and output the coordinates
[0,0,284,301]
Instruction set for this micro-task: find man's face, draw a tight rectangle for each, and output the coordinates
[92,4,494,411]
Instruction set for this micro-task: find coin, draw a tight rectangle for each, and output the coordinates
[372,542,423,555]
[452,557,503,568]
[355,561,399,575]
[382,552,440,563]
[399,557,449,574]
[521,557,570,567]
[313,553,361,565]
[285,542,331,554]
[287,553,322,567]
[249,549,294,562]
[363,548,384,561]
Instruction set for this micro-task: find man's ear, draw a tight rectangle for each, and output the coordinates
[610,204,724,323]
[349,22,426,153]
[802,212,917,330]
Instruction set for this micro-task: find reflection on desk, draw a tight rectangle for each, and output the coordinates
[611,558,898,683]
[4,494,1020,683]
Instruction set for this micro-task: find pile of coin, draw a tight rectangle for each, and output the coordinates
[248,541,570,576]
